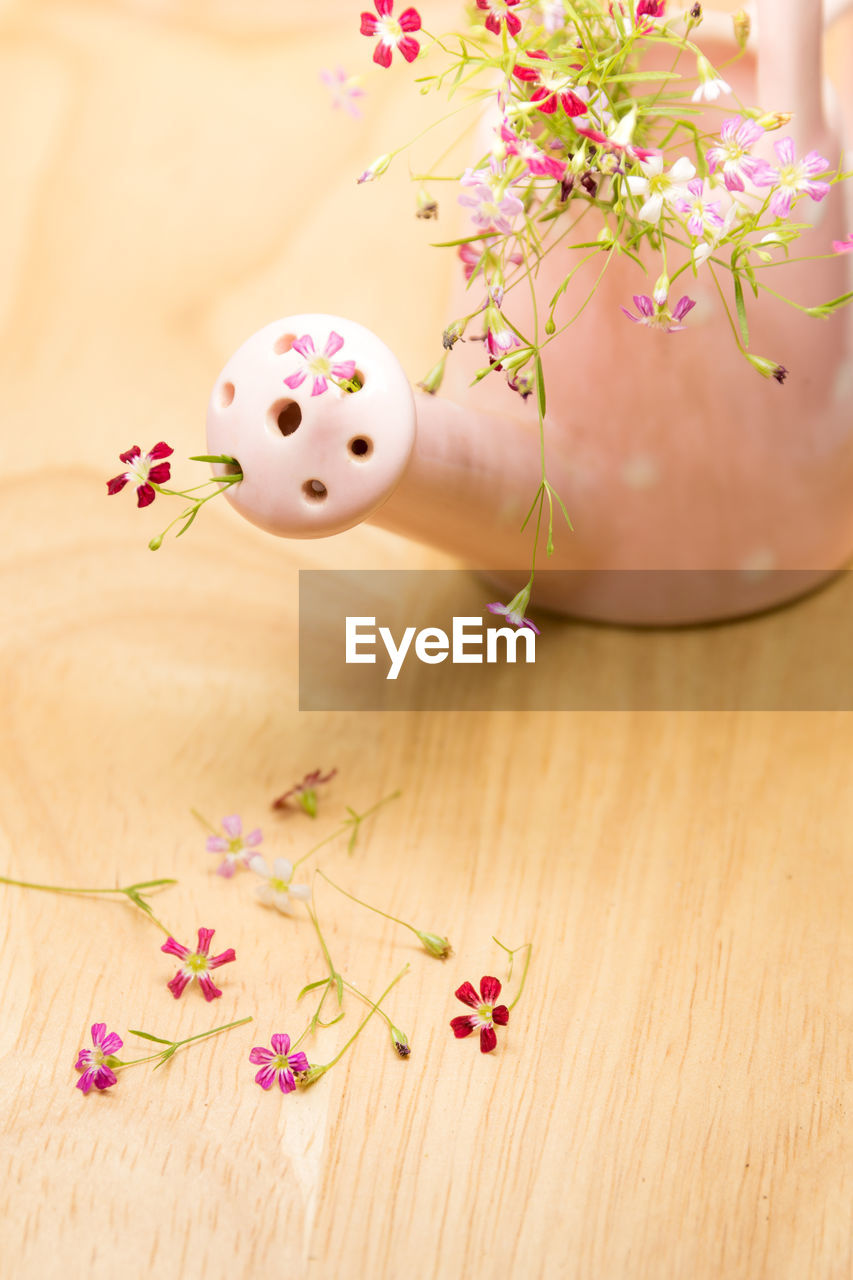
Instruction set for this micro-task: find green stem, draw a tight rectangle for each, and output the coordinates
[0,874,176,934]
[314,966,409,1075]
[316,870,414,935]
[123,1016,253,1071]
[291,790,400,869]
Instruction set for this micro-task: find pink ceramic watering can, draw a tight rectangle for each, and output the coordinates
[207,0,853,624]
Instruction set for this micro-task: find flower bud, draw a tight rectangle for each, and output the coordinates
[417,354,447,396]
[357,153,392,185]
[746,353,788,384]
[390,1026,411,1057]
[416,189,438,220]
[653,273,670,306]
[415,931,453,959]
[732,9,750,49]
[442,321,466,350]
[757,112,792,133]
[148,535,163,551]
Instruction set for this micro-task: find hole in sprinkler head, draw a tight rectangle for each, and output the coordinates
[219,381,235,408]
[274,333,296,355]
[302,479,328,502]
[345,369,366,393]
[221,456,242,477]
[269,398,302,436]
[349,436,372,459]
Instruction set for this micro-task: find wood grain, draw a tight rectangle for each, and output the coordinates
[0,4,851,1279]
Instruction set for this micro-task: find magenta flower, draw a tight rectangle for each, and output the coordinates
[487,601,540,633]
[284,333,357,397]
[450,976,510,1053]
[500,124,566,181]
[484,310,522,362]
[458,237,522,284]
[675,178,725,237]
[75,1023,123,1094]
[161,927,236,1001]
[513,51,587,118]
[320,67,365,118]
[106,443,173,509]
[476,0,522,38]
[706,117,775,193]
[459,170,524,234]
[764,138,831,219]
[272,767,337,817]
[360,1,421,68]
[636,0,665,18]
[622,292,696,332]
[249,1033,310,1093]
[833,233,853,254]
[205,814,262,878]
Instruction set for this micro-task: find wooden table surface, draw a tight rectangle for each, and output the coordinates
[1,3,851,1278]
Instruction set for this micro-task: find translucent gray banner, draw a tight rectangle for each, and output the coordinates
[299,569,853,710]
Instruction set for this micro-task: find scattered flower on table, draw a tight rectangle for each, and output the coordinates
[284,333,357,397]
[476,0,522,38]
[486,601,540,633]
[272,768,338,817]
[622,293,696,333]
[250,1033,310,1093]
[249,855,311,913]
[75,1023,123,1094]
[161,927,236,1001]
[833,233,853,254]
[450,976,509,1053]
[106,443,173,508]
[320,67,365,118]
[360,1,422,68]
[206,814,262,878]
[764,138,831,218]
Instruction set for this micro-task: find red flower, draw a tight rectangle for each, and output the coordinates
[476,0,522,39]
[512,51,587,117]
[161,927,236,1001]
[360,1,421,68]
[636,0,665,17]
[106,443,173,508]
[450,975,509,1053]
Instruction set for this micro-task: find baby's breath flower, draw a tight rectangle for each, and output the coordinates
[249,856,311,913]
[161,927,236,1001]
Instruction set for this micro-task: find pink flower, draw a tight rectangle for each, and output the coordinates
[249,1033,310,1092]
[484,308,522,361]
[487,601,540,632]
[320,67,365,118]
[106,443,173,509]
[458,236,523,283]
[621,293,696,332]
[205,814,262,878]
[636,0,665,17]
[75,1023,123,1094]
[476,0,522,38]
[284,333,357,397]
[513,51,587,117]
[833,233,853,254]
[272,767,337,817]
[500,124,566,180]
[161,927,236,1001]
[675,178,725,237]
[360,1,421,68]
[764,138,831,218]
[706,117,775,193]
[450,976,510,1053]
[459,170,524,234]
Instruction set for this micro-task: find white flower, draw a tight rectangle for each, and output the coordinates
[625,155,696,223]
[249,855,311,914]
[691,56,732,103]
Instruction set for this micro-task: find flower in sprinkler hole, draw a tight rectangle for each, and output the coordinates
[250,1034,310,1093]
[487,601,540,633]
[691,55,731,104]
[161,927,236,1001]
[459,170,524,235]
[451,976,509,1053]
[360,1,421,68]
[833,233,853,254]
[272,768,338,817]
[320,67,365,118]
[621,293,696,333]
[476,0,522,38]
[248,855,311,914]
[675,179,725,238]
[512,52,588,119]
[106,443,173,508]
[206,814,262,878]
[625,154,696,224]
[75,1023,123,1094]
[284,334,356,398]
[764,138,831,219]
[706,117,775,193]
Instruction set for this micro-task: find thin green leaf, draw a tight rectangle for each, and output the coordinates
[128,1029,173,1045]
[298,978,330,1000]
[535,355,546,421]
[733,274,749,346]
